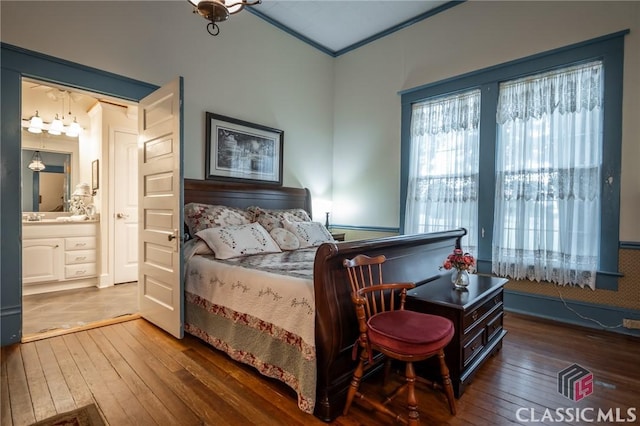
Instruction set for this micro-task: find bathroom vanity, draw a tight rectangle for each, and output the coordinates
[22,219,99,295]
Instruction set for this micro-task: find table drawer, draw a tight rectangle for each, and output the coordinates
[486,311,504,342]
[463,290,503,332]
[462,328,485,366]
[64,263,96,279]
[65,236,96,251]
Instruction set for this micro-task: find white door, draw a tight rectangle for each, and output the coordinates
[138,77,183,338]
[114,129,139,284]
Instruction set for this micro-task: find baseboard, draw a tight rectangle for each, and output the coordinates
[0,305,21,346]
[504,289,640,337]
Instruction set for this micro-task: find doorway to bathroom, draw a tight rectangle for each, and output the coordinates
[21,78,140,342]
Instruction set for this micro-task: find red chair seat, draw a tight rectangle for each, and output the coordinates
[368,310,454,357]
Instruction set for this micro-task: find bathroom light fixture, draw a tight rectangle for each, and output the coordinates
[48,114,64,136]
[65,117,81,138]
[20,117,83,137]
[27,111,43,133]
[188,0,261,36]
[28,151,46,172]
[22,92,83,137]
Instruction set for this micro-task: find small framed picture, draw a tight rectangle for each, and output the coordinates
[91,159,99,192]
[205,112,283,186]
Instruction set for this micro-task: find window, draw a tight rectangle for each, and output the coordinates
[405,90,480,255]
[493,62,603,289]
[400,31,626,290]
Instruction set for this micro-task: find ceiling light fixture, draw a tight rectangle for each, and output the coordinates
[28,151,46,172]
[188,0,261,36]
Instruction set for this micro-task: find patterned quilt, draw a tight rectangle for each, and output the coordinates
[184,240,318,413]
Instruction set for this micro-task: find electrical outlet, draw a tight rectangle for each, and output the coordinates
[622,319,640,329]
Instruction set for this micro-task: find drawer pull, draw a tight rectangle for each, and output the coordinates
[494,296,500,305]
[75,270,86,275]
[75,242,87,247]
[472,311,478,321]
[75,256,86,261]
[471,343,481,351]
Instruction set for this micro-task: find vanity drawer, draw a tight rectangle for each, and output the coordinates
[65,236,96,251]
[64,263,96,279]
[463,290,503,332]
[64,250,96,265]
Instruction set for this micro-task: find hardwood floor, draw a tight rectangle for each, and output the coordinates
[22,282,138,339]
[2,312,639,425]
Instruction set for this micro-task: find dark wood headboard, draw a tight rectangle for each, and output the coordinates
[184,179,313,217]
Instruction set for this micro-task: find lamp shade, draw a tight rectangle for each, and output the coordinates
[28,111,43,134]
[72,183,91,197]
[66,117,81,138]
[49,114,64,135]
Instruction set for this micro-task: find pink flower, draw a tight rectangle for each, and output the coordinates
[441,249,475,272]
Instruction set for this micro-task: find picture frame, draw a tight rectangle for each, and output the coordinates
[91,159,99,193]
[205,112,283,186]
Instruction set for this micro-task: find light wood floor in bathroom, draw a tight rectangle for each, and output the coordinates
[22,282,139,341]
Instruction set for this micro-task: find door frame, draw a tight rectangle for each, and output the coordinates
[0,42,159,345]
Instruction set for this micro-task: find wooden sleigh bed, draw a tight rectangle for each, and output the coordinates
[183,178,466,421]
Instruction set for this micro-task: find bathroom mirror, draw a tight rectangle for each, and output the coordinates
[22,149,71,212]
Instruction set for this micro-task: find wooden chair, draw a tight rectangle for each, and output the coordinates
[342,254,456,425]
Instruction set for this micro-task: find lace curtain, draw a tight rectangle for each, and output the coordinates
[405,90,480,254]
[492,61,603,289]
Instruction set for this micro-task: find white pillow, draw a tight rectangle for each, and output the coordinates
[283,219,334,248]
[196,223,281,259]
[269,227,300,251]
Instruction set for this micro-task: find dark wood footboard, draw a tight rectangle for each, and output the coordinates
[312,228,466,421]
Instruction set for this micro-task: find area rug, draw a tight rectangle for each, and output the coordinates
[30,404,105,426]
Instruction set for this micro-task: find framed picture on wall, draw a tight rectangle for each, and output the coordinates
[91,159,99,193]
[205,112,283,186]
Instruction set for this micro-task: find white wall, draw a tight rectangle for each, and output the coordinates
[332,1,640,240]
[0,1,336,205]
[4,1,639,239]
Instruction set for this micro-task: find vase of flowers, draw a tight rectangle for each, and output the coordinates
[441,248,475,290]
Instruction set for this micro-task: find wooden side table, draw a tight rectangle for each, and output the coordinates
[406,274,507,397]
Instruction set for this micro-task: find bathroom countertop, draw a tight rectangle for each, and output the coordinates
[22,213,100,224]
[22,219,100,224]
